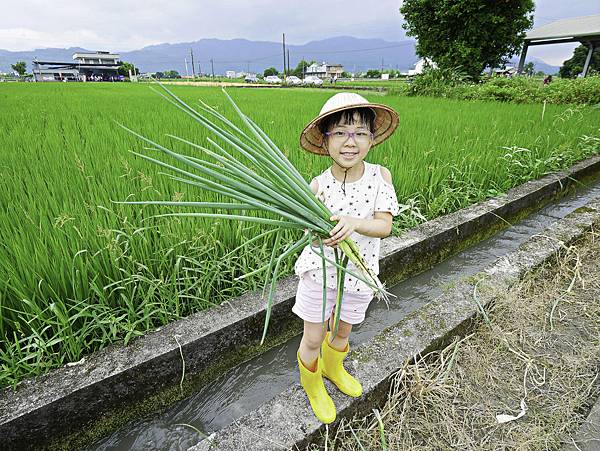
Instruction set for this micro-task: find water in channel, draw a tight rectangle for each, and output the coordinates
[88,176,600,451]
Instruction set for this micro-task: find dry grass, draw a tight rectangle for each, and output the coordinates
[325,224,600,450]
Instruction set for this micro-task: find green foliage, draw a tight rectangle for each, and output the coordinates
[383,69,403,78]
[366,69,381,78]
[118,61,138,77]
[155,70,180,79]
[523,62,535,76]
[408,70,600,105]
[11,61,26,76]
[407,67,472,97]
[400,0,534,80]
[292,60,312,77]
[559,45,600,78]
[263,67,279,77]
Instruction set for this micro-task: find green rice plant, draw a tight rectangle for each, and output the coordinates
[373,408,388,451]
[1,83,599,387]
[118,83,392,341]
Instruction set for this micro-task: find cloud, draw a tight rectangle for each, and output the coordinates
[1,0,598,65]
[1,0,407,51]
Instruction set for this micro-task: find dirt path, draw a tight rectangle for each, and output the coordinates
[325,224,600,450]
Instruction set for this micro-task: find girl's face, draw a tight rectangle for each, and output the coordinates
[323,112,373,169]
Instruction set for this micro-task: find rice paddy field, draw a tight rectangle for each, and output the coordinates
[1,83,599,388]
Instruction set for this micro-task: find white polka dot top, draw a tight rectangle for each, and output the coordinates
[294,161,400,294]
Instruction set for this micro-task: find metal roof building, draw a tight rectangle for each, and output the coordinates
[32,51,121,82]
[518,15,600,76]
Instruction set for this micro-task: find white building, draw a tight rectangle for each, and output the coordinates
[407,58,437,76]
[493,66,517,76]
[33,51,122,82]
[72,51,120,65]
[306,62,344,79]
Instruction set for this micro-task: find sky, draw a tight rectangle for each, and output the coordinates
[1,0,598,66]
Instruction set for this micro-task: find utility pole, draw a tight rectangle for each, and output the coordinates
[381,58,384,74]
[184,57,189,77]
[210,58,215,78]
[198,62,202,77]
[247,61,250,74]
[282,33,286,76]
[190,48,196,78]
[287,49,290,77]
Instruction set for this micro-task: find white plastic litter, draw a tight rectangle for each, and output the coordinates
[66,357,86,367]
[496,398,527,424]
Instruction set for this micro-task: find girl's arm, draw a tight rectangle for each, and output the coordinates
[323,212,392,246]
[323,167,394,246]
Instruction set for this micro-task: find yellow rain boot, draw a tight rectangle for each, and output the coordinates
[297,352,336,424]
[321,332,363,397]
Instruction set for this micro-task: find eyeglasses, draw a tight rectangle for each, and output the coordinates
[325,130,374,144]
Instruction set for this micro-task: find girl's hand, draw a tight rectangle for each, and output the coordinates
[323,215,362,247]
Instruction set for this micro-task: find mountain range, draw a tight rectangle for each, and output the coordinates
[0,36,560,75]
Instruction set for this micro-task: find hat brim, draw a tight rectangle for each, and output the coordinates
[300,102,399,155]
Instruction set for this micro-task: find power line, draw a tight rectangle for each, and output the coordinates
[293,41,415,55]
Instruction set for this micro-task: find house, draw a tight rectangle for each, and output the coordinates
[32,51,122,82]
[72,51,121,80]
[326,63,344,78]
[72,51,120,66]
[305,62,345,79]
[306,62,327,78]
[407,58,437,76]
[494,66,517,77]
[225,70,237,78]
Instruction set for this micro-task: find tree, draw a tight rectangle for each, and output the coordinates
[154,70,179,79]
[263,67,279,77]
[292,60,312,78]
[523,62,535,76]
[383,69,402,78]
[400,0,534,80]
[118,61,138,77]
[11,61,27,77]
[366,69,381,78]
[559,44,600,78]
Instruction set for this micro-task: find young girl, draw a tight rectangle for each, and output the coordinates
[293,92,400,423]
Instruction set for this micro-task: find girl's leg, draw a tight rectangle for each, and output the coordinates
[298,320,328,371]
[328,317,353,351]
[322,317,362,398]
[296,320,336,424]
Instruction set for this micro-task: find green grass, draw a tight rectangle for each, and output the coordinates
[336,78,410,88]
[1,83,599,387]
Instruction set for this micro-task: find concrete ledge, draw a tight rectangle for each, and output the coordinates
[1,155,600,449]
[563,393,600,450]
[209,194,600,450]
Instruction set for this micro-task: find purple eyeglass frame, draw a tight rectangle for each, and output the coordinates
[324,130,374,141]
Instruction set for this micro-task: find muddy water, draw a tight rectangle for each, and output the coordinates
[88,178,600,451]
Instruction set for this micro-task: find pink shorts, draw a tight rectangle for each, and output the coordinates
[292,272,374,325]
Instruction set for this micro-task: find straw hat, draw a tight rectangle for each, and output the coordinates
[300,92,399,155]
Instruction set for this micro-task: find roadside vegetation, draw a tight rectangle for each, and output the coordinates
[408,71,600,105]
[324,225,600,450]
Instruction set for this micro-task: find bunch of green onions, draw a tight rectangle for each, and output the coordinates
[119,82,392,342]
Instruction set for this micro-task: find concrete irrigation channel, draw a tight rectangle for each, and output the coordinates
[2,156,600,450]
